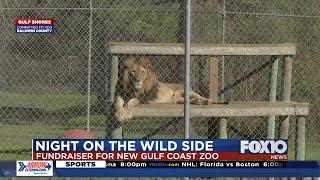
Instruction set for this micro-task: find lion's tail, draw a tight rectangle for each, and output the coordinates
[190,91,228,105]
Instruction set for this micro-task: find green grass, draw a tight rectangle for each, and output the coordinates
[301,143,320,160]
[0,91,319,160]
[1,118,319,160]
[0,91,96,110]
[0,120,102,160]
[0,115,183,160]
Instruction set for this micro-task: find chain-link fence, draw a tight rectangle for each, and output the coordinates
[0,0,319,168]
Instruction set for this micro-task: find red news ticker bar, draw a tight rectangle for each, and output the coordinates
[33,152,287,161]
[15,18,55,26]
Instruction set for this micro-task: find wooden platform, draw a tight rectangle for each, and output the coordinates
[129,101,309,118]
[107,42,296,56]
[106,42,309,160]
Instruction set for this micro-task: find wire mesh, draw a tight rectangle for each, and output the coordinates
[0,0,319,171]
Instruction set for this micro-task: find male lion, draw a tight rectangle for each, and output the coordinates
[115,56,217,122]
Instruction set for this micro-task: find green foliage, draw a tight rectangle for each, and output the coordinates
[93,10,180,43]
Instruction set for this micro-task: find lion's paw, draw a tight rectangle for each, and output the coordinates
[115,107,133,123]
[115,96,125,109]
[126,98,140,107]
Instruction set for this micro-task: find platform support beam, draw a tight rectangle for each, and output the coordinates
[280,56,293,139]
[267,56,279,139]
[108,55,123,139]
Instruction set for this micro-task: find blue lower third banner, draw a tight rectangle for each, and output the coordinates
[54,168,319,177]
[1,161,319,177]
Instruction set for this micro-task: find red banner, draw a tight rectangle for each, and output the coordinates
[15,18,55,26]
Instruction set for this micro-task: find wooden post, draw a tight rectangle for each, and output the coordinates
[219,118,228,139]
[208,56,227,139]
[209,57,219,101]
[267,56,279,180]
[106,55,122,139]
[279,56,293,180]
[295,116,305,160]
[267,56,279,139]
[109,56,119,107]
[280,56,293,139]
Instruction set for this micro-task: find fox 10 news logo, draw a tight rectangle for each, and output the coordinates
[16,161,53,176]
[240,140,288,160]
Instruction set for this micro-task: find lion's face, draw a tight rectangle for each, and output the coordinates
[124,57,153,90]
[128,63,148,89]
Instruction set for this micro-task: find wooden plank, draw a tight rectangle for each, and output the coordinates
[109,56,119,103]
[282,56,293,101]
[110,55,122,139]
[208,56,220,139]
[219,118,228,139]
[280,56,293,139]
[267,56,279,139]
[107,42,296,56]
[295,116,306,160]
[209,57,219,100]
[128,102,309,118]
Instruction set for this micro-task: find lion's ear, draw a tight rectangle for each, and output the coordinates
[139,58,152,69]
[125,57,136,68]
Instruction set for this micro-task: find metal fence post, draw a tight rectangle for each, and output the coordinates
[184,0,191,140]
[184,0,191,179]
[221,0,226,102]
[86,0,93,132]
[219,0,228,140]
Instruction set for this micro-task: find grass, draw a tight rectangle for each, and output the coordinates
[0,91,319,160]
[0,119,319,160]
[0,117,178,160]
[0,90,95,110]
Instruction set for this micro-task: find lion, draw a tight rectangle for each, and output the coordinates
[114,56,219,122]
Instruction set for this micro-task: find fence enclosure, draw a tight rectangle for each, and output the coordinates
[0,0,319,161]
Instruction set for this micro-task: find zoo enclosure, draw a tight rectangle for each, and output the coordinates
[0,0,319,160]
